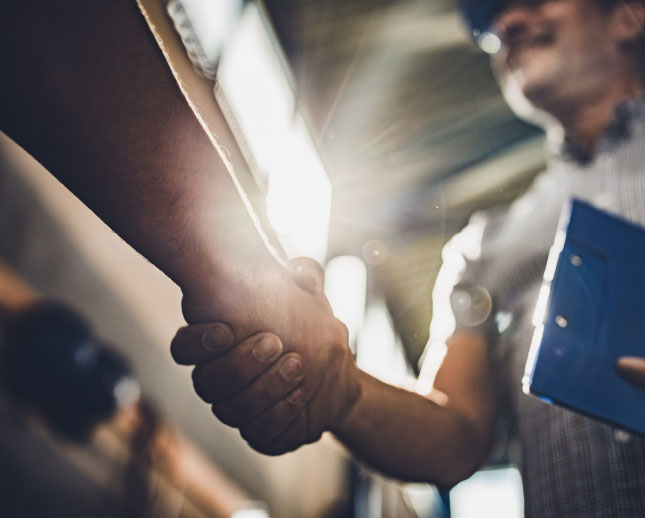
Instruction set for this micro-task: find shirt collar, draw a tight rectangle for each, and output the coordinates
[554,94,645,165]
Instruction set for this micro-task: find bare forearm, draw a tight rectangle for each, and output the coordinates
[331,331,497,487]
[331,370,488,487]
[0,0,274,306]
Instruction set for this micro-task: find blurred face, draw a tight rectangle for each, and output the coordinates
[490,0,625,117]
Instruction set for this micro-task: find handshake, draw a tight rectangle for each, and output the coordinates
[172,258,362,455]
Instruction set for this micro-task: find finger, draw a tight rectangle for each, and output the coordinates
[171,323,235,365]
[289,257,324,295]
[247,409,324,456]
[191,332,283,403]
[240,394,308,453]
[616,356,645,389]
[212,353,305,427]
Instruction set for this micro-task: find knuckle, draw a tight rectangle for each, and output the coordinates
[335,320,350,344]
[240,423,263,445]
[255,379,276,403]
[170,329,189,363]
[211,402,240,427]
[246,439,286,456]
[243,420,275,445]
[261,443,293,456]
[306,429,323,445]
[191,366,213,403]
[327,337,349,367]
[228,360,250,388]
[172,325,189,342]
[201,324,235,355]
[249,333,282,364]
[277,353,305,384]
[261,412,281,434]
[170,342,183,364]
[254,331,278,343]
[285,387,307,407]
[244,411,307,455]
[321,318,349,352]
[242,409,288,445]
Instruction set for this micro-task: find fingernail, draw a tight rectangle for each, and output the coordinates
[279,357,303,382]
[253,337,282,363]
[286,388,305,405]
[203,325,232,352]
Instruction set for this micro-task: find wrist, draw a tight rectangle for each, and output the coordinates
[329,363,365,437]
[180,258,293,344]
[179,251,276,314]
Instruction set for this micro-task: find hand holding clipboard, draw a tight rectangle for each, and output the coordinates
[525,199,645,434]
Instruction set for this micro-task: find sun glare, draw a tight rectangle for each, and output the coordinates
[217,3,332,261]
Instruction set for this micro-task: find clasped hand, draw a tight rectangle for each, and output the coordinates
[174,258,361,455]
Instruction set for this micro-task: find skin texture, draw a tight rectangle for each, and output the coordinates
[171,0,645,486]
[0,0,360,454]
[2,0,643,484]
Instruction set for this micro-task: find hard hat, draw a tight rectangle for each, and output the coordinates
[458,0,509,39]
[458,0,548,48]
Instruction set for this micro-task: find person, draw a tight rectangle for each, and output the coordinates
[0,0,360,455]
[171,0,645,515]
[0,261,262,518]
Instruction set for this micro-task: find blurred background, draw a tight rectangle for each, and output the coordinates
[0,0,545,516]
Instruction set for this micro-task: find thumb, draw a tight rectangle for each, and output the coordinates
[288,257,324,295]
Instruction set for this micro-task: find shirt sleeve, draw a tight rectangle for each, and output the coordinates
[418,209,501,377]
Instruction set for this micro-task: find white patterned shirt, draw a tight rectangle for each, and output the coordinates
[428,96,645,517]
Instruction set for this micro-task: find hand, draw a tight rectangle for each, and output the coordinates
[287,257,325,296]
[176,258,361,454]
[616,356,645,390]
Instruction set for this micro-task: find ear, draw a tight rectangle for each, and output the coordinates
[610,1,645,45]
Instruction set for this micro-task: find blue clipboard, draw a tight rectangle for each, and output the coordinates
[524,198,645,435]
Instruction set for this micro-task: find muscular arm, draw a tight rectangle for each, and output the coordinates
[0,0,265,304]
[0,0,360,446]
[331,330,498,488]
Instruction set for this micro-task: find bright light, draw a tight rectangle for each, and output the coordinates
[167,0,243,77]
[478,32,501,55]
[230,500,269,518]
[216,4,331,261]
[231,509,269,518]
[450,467,524,518]
[418,221,487,391]
[532,284,552,327]
[416,342,447,394]
[543,230,566,283]
[265,118,332,261]
[324,256,367,347]
[113,377,141,408]
[356,300,412,386]
[523,324,544,395]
